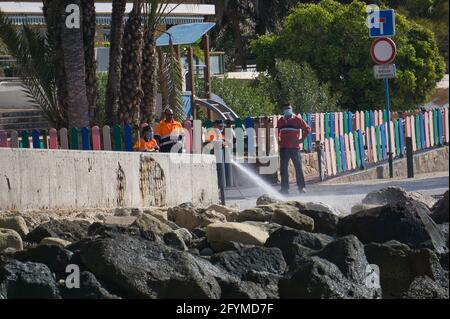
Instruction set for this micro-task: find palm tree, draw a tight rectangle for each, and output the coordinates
[104,0,127,125]
[118,0,144,125]
[60,0,90,128]
[0,6,67,128]
[140,0,185,123]
[81,0,98,123]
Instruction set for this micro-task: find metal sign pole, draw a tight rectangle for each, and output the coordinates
[385,78,394,178]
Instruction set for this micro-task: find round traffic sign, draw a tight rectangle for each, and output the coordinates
[371,37,397,65]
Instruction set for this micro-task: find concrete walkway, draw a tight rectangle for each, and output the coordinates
[226,171,449,215]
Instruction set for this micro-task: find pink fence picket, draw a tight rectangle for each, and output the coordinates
[366,127,372,163]
[344,134,352,170]
[371,126,378,163]
[349,132,356,169]
[49,128,58,149]
[320,113,325,143]
[406,116,411,138]
[91,126,101,151]
[355,111,360,131]
[325,139,332,177]
[329,138,337,176]
[424,114,430,148]
[374,111,379,127]
[445,108,449,144]
[339,112,344,136]
[410,115,417,151]
[428,111,435,147]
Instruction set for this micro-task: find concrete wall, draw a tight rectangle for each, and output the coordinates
[0,148,219,211]
[326,146,449,184]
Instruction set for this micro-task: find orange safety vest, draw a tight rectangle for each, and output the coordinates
[134,138,158,151]
[154,119,184,147]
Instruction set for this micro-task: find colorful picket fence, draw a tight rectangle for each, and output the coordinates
[1,107,449,180]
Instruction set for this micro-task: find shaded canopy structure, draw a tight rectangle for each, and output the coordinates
[156,23,238,122]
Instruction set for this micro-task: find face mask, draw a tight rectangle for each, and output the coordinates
[145,132,153,141]
[284,109,293,117]
[166,115,173,121]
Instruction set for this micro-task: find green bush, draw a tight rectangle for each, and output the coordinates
[257,59,340,114]
[252,0,446,111]
[211,77,276,118]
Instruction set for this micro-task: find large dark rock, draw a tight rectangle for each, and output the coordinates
[431,191,449,224]
[300,209,340,236]
[13,245,72,276]
[210,247,287,280]
[0,260,60,298]
[314,236,369,283]
[25,220,90,244]
[265,227,333,266]
[365,241,448,298]
[437,223,449,248]
[75,230,227,299]
[402,276,449,299]
[243,270,283,299]
[279,256,377,299]
[339,200,448,254]
[220,280,268,299]
[362,187,437,209]
[59,271,120,299]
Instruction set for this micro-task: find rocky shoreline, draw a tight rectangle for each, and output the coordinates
[0,187,448,299]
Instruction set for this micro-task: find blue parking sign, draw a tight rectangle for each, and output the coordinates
[368,9,396,38]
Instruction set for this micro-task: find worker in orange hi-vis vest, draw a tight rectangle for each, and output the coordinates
[277,103,311,195]
[134,126,159,152]
[155,108,184,153]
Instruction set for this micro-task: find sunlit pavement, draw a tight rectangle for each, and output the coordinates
[226,172,449,215]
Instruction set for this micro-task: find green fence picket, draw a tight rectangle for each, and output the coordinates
[113,124,122,151]
[69,128,79,150]
[20,130,29,148]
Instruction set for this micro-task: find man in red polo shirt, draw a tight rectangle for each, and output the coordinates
[277,103,311,194]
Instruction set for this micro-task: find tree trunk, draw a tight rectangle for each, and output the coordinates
[81,0,97,124]
[228,1,247,70]
[157,47,168,116]
[140,28,158,124]
[105,0,127,125]
[42,0,69,127]
[61,0,90,128]
[118,1,143,125]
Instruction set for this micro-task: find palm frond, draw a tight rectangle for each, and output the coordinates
[163,42,184,121]
[0,9,66,128]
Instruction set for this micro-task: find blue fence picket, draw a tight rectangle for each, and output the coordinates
[32,130,41,149]
[124,124,133,152]
[438,109,443,146]
[307,113,313,151]
[415,115,421,150]
[358,130,365,169]
[369,111,374,127]
[244,117,254,129]
[340,135,346,172]
[81,127,91,150]
[348,112,353,132]
[330,113,335,138]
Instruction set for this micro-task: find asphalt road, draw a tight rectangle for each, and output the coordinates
[226,173,449,215]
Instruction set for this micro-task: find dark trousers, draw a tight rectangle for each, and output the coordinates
[280,148,306,191]
[160,143,182,153]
